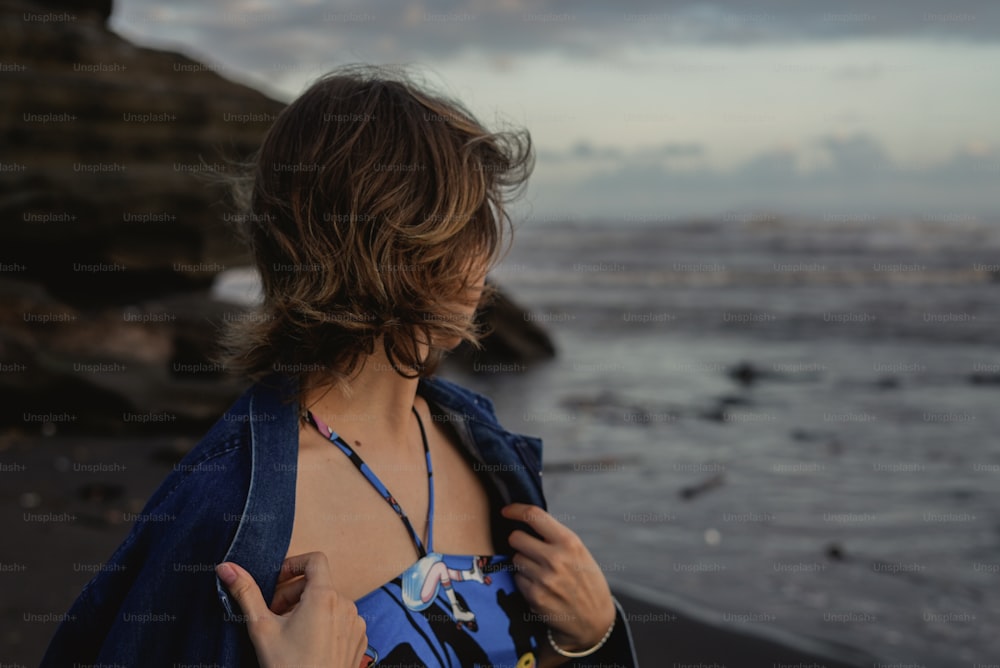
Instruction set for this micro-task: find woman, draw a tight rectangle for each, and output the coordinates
[41,65,638,667]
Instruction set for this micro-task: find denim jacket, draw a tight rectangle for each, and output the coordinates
[41,373,639,667]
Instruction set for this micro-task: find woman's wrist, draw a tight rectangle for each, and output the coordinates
[548,626,596,653]
[546,610,617,658]
[535,640,573,668]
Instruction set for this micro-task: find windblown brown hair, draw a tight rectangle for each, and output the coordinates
[218,64,534,403]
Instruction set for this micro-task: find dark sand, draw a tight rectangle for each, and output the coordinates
[612,581,873,667]
[1,433,873,666]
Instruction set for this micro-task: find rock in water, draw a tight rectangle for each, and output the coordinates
[452,281,556,369]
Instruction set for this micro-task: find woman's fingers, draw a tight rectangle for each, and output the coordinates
[270,576,308,615]
[502,504,619,651]
[501,503,572,543]
[216,562,275,633]
[270,552,342,614]
[277,550,333,587]
[222,554,369,668]
[507,528,552,564]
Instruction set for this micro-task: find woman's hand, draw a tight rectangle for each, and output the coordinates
[216,551,369,668]
[501,503,617,654]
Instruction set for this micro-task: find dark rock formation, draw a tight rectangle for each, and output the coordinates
[679,472,725,500]
[969,371,1000,385]
[24,0,111,23]
[450,280,557,371]
[1,0,283,303]
[0,0,282,433]
[0,0,554,434]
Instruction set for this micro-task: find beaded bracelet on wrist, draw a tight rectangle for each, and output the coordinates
[546,617,616,658]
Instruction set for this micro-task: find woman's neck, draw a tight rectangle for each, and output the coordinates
[301,344,423,454]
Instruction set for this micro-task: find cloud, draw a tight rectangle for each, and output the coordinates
[523,132,1000,221]
[651,142,705,158]
[569,141,622,160]
[815,133,891,175]
[105,2,998,222]
[540,141,705,163]
[112,0,1000,82]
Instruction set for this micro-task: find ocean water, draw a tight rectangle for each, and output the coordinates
[440,217,1000,665]
[214,216,1000,664]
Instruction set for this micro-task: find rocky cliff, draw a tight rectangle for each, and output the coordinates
[0,0,553,434]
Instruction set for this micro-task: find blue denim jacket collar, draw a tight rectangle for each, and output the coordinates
[212,372,298,619]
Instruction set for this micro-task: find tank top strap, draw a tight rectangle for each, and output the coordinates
[305,407,435,557]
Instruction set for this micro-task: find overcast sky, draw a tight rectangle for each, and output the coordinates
[113,1,1000,224]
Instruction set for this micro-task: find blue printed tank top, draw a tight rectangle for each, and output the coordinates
[305,407,547,668]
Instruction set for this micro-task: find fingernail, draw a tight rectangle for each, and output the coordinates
[216,563,237,585]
